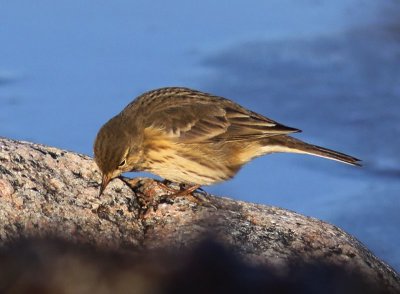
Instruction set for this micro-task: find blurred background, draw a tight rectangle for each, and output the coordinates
[1,0,399,271]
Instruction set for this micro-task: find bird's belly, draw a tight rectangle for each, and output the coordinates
[143,146,233,185]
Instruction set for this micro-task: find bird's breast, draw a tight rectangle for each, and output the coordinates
[142,127,238,185]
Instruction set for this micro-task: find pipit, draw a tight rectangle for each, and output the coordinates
[94,87,360,196]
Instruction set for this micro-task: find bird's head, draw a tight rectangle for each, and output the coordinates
[93,115,143,196]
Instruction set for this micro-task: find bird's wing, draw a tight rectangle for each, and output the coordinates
[144,103,229,142]
[216,104,300,141]
[144,101,300,143]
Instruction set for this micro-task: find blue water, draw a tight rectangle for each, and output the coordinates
[1,1,399,271]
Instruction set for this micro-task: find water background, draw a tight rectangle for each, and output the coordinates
[1,1,399,271]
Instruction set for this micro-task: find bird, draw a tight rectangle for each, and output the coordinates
[94,87,360,196]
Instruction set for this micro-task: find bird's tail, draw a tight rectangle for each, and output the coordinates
[260,136,361,166]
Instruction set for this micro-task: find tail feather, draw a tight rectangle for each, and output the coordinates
[261,136,361,166]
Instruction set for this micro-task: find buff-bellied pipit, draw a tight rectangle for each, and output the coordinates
[94,87,360,196]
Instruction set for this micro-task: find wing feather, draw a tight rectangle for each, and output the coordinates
[142,88,300,143]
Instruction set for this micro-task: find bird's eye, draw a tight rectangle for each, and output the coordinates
[118,159,126,168]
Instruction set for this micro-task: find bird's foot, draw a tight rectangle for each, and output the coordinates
[165,183,214,208]
[122,177,212,211]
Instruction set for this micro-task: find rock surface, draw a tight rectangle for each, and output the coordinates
[0,137,399,293]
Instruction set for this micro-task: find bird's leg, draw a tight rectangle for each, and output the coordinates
[158,180,202,197]
[120,177,197,197]
[156,179,181,194]
[120,176,209,208]
[141,181,203,206]
[159,184,201,206]
[174,184,201,197]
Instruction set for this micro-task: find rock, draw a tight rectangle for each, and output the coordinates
[0,137,399,293]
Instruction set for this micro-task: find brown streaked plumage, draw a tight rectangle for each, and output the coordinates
[94,87,361,195]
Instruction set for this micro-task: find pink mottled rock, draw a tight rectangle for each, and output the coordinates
[0,179,14,198]
[0,137,399,293]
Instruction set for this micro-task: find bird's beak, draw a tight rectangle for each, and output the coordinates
[99,174,111,197]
